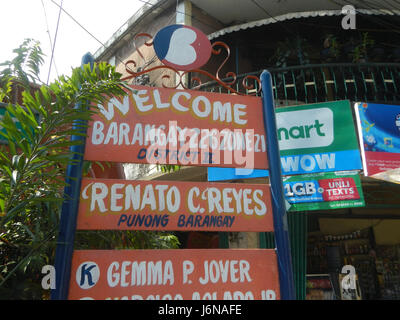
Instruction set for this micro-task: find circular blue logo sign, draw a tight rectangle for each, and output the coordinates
[153,24,212,71]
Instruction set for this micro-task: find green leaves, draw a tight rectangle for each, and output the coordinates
[157,164,181,174]
[74,230,180,250]
[0,38,44,87]
[0,40,180,299]
[0,40,131,299]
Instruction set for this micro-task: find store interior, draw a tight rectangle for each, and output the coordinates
[306,213,400,300]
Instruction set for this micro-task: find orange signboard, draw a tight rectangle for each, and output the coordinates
[77,178,274,232]
[84,85,268,169]
[68,249,280,300]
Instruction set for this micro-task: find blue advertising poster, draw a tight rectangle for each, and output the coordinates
[208,167,269,181]
[208,100,362,181]
[354,102,400,177]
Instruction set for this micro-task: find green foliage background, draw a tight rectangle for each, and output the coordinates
[0,40,179,299]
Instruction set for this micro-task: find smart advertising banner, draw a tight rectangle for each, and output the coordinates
[354,102,400,183]
[77,178,274,232]
[208,100,362,181]
[84,84,268,169]
[283,171,365,212]
[68,249,280,300]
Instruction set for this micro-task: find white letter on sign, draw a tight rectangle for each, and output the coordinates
[92,121,104,145]
[183,260,194,284]
[91,183,108,213]
[107,262,120,287]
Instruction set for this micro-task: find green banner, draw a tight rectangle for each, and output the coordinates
[278,100,359,155]
[277,100,362,175]
[283,171,365,212]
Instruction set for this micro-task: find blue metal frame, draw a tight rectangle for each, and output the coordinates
[260,70,296,300]
[51,53,94,300]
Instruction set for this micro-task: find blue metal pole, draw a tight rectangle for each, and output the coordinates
[260,70,296,300]
[51,53,94,300]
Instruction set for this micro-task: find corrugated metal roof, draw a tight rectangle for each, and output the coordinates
[208,9,400,40]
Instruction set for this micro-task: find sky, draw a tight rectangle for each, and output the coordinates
[0,0,145,84]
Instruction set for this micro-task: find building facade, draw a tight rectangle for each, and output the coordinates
[94,0,400,300]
